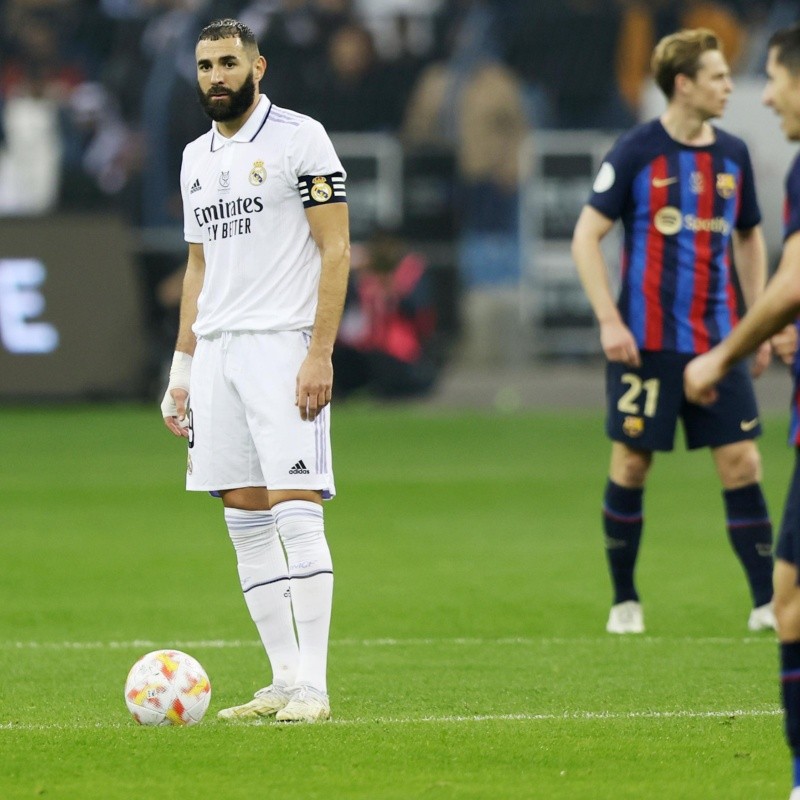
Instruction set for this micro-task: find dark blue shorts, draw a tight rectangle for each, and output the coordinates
[776,449,800,571]
[606,351,761,452]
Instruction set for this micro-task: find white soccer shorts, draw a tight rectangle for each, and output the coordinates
[185,329,335,498]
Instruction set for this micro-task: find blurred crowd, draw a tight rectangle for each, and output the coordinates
[0,0,792,220]
[1,0,797,395]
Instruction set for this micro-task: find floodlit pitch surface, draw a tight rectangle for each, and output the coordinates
[0,404,791,798]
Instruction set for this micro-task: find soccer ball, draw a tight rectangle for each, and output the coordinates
[124,649,211,726]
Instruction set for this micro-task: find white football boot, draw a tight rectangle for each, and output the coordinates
[217,683,292,720]
[748,602,777,632]
[275,684,331,723]
[606,600,645,634]
[788,786,800,800]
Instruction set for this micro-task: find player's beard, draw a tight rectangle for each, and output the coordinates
[196,72,257,122]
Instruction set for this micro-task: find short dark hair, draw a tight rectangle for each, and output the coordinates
[198,18,258,53]
[651,28,720,99]
[768,24,800,76]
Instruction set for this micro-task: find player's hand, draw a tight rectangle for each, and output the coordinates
[162,387,191,437]
[161,351,192,437]
[684,349,726,406]
[296,352,333,422]
[750,340,772,378]
[600,320,641,367]
[771,323,798,366]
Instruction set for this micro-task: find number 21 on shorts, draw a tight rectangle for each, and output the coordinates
[617,374,660,418]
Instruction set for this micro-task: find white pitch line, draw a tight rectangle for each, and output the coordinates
[0,636,778,651]
[327,708,784,727]
[0,708,782,732]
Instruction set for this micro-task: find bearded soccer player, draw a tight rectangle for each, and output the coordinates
[685,24,800,799]
[160,18,350,722]
[572,28,775,635]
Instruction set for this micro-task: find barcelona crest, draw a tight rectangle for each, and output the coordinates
[623,416,644,438]
[716,173,736,199]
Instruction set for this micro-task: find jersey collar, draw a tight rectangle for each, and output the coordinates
[210,94,273,152]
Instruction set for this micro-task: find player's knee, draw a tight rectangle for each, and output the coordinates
[611,451,650,487]
[719,446,762,487]
[272,500,325,546]
[738,448,762,484]
[775,592,800,641]
[223,508,277,554]
[220,486,271,510]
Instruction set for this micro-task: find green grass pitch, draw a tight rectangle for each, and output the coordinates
[0,403,794,798]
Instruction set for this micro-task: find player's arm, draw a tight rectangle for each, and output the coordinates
[732,225,768,308]
[772,321,798,366]
[297,202,350,422]
[732,224,771,376]
[571,204,641,366]
[162,243,205,437]
[685,231,800,404]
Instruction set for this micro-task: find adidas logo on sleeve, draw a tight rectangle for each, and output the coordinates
[289,460,310,474]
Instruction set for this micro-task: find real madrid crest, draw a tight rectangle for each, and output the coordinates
[249,160,267,186]
[716,173,736,199]
[310,176,333,203]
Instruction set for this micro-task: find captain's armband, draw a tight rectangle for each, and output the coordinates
[297,173,346,208]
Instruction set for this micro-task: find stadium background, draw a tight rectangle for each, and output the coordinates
[2,0,798,404]
[4,4,800,798]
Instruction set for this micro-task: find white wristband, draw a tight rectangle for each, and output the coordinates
[168,351,192,391]
[160,351,192,418]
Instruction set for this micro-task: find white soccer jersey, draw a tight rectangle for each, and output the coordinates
[180,94,347,336]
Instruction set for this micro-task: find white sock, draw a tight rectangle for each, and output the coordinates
[273,500,333,694]
[224,508,298,687]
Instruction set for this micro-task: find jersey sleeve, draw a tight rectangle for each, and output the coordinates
[734,144,761,230]
[286,119,347,208]
[181,146,203,244]
[586,134,640,221]
[784,154,800,241]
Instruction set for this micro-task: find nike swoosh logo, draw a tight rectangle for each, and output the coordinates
[652,177,678,188]
[740,418,759,431]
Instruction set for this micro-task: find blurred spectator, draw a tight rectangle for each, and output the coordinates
[60,81,138,210]
[254,0,350,112]
[736,0,798,75]
[308,21,406,131]
[357,0,443,74]
[403,1,525,189]
[0,6,87,213]
[315,0,352,26]
[500,0,633,130]
[138,2,213,394]
[334,227,439,399]
[403,0,529,366]
[137,0,213,228]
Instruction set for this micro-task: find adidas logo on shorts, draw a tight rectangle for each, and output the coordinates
[289,459,310,475]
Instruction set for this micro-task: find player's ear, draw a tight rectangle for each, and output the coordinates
[674,72,691,96]
[254,55,267,82]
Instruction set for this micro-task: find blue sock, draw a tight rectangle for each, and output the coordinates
[780,642,800,787]
[603,480,643,605]
[723,484,773,608]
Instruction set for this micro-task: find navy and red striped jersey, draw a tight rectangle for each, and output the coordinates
[588,118,761,354]
[782,154,800,446]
